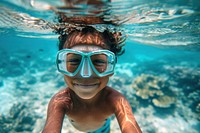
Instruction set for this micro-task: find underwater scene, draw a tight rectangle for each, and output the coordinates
[0,0,200,133]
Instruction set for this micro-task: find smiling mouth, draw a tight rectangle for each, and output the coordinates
[73,83,100,89]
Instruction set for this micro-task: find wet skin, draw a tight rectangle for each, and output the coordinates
[42,87,142,133]
[42,45,142,133]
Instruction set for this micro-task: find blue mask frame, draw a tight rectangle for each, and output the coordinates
[56,49,116,77]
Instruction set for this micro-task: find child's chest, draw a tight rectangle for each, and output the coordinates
[66,104,113,132]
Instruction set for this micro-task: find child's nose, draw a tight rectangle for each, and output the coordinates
[78,57,96,78]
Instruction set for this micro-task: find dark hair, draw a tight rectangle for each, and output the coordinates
[58,26,125,55]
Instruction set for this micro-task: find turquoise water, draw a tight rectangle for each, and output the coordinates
[0,0,200,133]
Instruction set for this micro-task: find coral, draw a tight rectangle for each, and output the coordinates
[132,74,176,108]
[110,76,125,89]
[165,66,200,119]
[152,96,175,108]
[0,102,38,132]
[196,103,200,113]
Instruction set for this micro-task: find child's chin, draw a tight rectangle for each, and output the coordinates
[76,92,98,100]
[79,95,96,100]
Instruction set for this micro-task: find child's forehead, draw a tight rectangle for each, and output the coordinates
[71,45,103,51]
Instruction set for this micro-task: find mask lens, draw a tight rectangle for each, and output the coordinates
[91,54,108,73]
[66,53,82,73]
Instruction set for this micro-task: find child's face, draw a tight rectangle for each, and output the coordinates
[62,45,113,99]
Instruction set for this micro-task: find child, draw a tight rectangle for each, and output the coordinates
[42,26,142,133]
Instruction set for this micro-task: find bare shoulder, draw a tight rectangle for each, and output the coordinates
[104,86,127,108]
[43,89,71,132]
[105,88,142,133]
[49,88,72,112]
[53,88,70,98]
[105,86,125,99]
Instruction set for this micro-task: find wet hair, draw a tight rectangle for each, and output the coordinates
[58,26,125,55]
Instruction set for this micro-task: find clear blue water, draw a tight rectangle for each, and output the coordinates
[0,0,200,133]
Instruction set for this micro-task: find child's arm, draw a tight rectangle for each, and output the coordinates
[113,95,142,133]
[42,90,71,133]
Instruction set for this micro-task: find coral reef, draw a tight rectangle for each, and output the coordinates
[0,102,38,133]
[165,66,200,121]
[132,74,176,108]
[152,96,175,108]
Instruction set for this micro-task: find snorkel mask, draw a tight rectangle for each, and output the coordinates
[56,49,116,77]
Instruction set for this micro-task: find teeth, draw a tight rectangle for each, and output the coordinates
[74,83,99,90]
[75,84,98,86]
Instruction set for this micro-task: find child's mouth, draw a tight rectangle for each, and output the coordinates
[73,83,99,90]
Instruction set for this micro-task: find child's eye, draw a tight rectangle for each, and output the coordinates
[92,59,106,66]
[67,59,81,65]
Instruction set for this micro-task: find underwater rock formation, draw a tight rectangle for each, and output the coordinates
[0,102,38,132]
[132,74,176,108]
